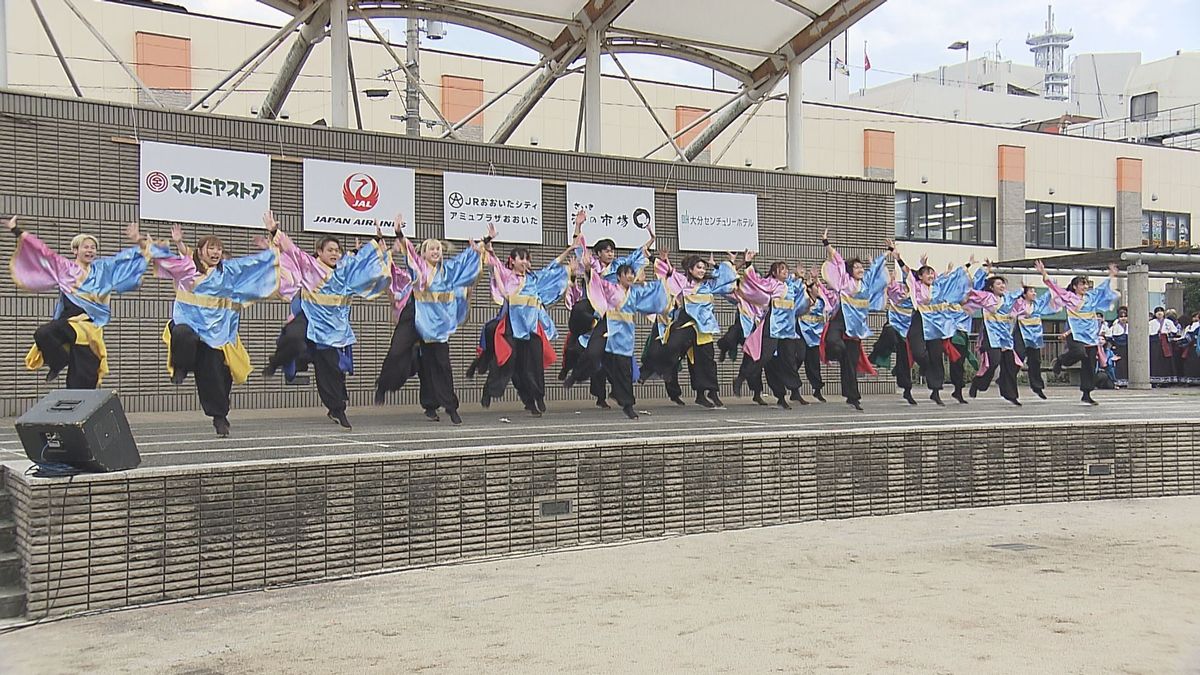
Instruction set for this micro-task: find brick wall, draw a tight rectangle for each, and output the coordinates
[0,91,894,416]
[4,420,1197,619]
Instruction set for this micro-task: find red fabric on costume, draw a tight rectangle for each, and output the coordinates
[847,337,878,376]
[942,338,961,363]
[537,323,557,368]
[818,321,831,364]
[494,315,513,366]
[1159,333,1173,358]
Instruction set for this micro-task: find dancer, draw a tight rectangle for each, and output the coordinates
[401,216,488,425]
[870,256,917,404]
[8,216,152,388]
[155,217,285,437]
[581,255,669,419]
[796,270,829,402]
[1012,285,1054,399]
[723,283,769,405]
[903,254,973,405]
[565,212,654,408]
[640,309,687,406]
[1039,260,1119,405]
[819,230,889,411]
[651,249,740,408]
[964,272,1023,406]
[480,234,574,416]
[262,215,392,429]
[373,234,417,404]
[740,254,809,408]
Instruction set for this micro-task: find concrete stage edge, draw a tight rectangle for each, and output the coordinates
[3,395,1199,620]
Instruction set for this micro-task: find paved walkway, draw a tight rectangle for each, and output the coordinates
[2,496,1198,674]
[2,390,1195,468]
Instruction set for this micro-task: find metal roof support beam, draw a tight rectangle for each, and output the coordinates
[606,47,687,162]
[192,0,322,111]
[602,39,752,85]
[786,57,803,170]
[60,0,165,108]
[1119,251,1200,264]
[641,91,744,158]
[30,0,82,97]
[685,0,886,160]
[329,0,350,128]
[490,0,635,144]
[773,0,820,19]
[354,7,460,138]
[713,95,768,165]
[260,0,331,120]
[583,27,602,152]
[438,55,550,139]
[354,4,554,55]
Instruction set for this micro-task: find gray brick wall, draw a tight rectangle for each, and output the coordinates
[5,420,1197,619]
[0,91,896,416]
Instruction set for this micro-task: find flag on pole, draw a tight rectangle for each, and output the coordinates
[864,44,872,71]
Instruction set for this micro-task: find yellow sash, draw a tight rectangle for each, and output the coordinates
[161,323,254,385]
[24,316,109,385]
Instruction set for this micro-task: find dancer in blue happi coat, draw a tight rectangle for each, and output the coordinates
[819,229,890,411]
[1038,260,1120,405]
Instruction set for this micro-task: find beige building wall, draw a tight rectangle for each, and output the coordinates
[5,0,1200,292]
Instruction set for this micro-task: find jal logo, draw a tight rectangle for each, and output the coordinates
[342,172,380,212]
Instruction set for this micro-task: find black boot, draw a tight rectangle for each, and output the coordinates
[695,393,715,408]
[595,396,611,409]
[752,393,769,406]
[708,391,724,408]
[424,408,440,422]
[1052,359,1063,376]
[328,410,352,429]
[776,397,791,410]
[1082,392,1098,406]
[790,389,810,405]
[1004,397,1022,407]
[903,389,917,405]
[535,398,547,413]
[732,376,745,397]
[952,389,968,404]
[213,416,231,438]
[969,381,979,398]
[812,388,826,402]
[1034,389,1047,400]
[622,405,639,420]
[448,409,463,425]
[481,393,492,408]
[848,400,863,411]
[930,390,945,406]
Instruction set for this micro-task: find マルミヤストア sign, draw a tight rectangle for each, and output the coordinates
[676,189,759,252]
[566,182,655,249]
[139,141,271,229]
[302,159,415,236]
[443,172,542,244]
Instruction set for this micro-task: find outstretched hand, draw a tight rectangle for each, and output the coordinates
[743,250,756,264]
[262,210,279,234]
[394,213,407,239]
[486,221,498,241]
[1108,262,1119,277]
[170,223,184,245]
[821,227,829,241]
[1034,260,1047,277]
[573,209,586,233]
[125,222,143,244]
[3,216,16,231]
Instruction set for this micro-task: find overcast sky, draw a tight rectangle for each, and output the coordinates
[182,0,1198,91]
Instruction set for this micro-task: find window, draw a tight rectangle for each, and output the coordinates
[1130,91,1159,122]
[1142,210,1192,247]
[1025,201,1115,251]
[895,190,996,245]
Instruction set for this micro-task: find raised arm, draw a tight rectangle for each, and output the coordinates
[6,216,81,292]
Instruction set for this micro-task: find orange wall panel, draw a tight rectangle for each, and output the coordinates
[675,106,709,149]
[862,129,894,171]
[135,32,191,91]
[1116,157,1143,193]
[997,145,1025,183]
[441,75,484,126]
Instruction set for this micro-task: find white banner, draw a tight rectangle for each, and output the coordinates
[139,141,271,229]
[677,189,760,252]
[443,172,542,244]
[302,159,414,236]
[566,182,655,249]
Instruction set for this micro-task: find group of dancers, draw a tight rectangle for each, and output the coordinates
[6,211,1121,437]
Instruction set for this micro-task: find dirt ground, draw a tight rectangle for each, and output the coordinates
[3,496,1200,674]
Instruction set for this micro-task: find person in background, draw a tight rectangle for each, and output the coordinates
[1107,306,1129,387]
[1149,305,1179,386]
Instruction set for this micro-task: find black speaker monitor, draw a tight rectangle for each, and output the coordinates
[16,390,140,472]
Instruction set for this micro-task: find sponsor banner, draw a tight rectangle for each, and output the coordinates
[443,172,542,244]
[302,159,414,236]
[566,182,655,249]
[676,189,760,252]
[139,141,271,229]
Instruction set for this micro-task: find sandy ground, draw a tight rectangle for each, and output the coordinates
[2,497,1200,674]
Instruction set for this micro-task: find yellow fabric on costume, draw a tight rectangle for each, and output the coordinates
[24,315,110,385]
[161,323,254,385]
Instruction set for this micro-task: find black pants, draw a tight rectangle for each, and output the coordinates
[800,340,823,392]
[1058,336,1098,393]
[641,325,683,400]
[34,318,101,389]
[824,311,862,404]
[602,352,635,408]
[311,345,348,414]
[869,324,913,392]
[468,316,499,380]
[717,320,742,362]
[376,300,419,397]
[485,335,545,408]
[949,332,968,393]
[763,336,801,399]
[417,341,459,413]
[1014,325,1046,393]
[268,312,308,372]
[660,311,718,395]
[170,322,232,419]
[973,330,1019,401]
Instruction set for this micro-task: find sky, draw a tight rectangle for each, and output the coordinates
[181,0,1199,91]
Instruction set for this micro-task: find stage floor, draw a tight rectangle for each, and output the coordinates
[2,389,1196,470]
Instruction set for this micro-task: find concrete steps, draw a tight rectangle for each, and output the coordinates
[0,485,24,619]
